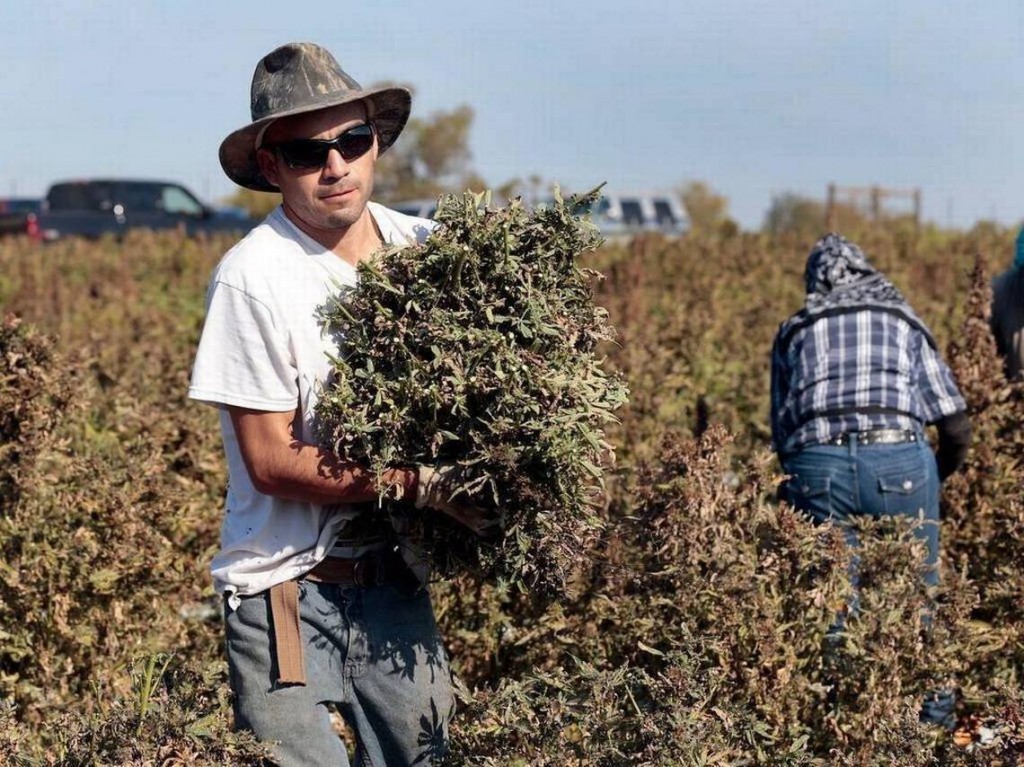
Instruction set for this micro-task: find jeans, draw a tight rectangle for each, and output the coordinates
[225,580,454,767]
[779,435,941,589]
[780,436,953,725]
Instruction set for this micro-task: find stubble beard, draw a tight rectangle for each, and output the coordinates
[318,174,374,231]
[287,187,366,235]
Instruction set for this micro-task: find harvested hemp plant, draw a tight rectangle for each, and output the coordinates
[315,188,628,594]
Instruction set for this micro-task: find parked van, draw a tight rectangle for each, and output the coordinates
[391,191,688,239]
[537,192,687,239]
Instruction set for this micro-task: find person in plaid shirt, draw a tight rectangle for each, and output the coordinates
[771,232,970,536]
[770,233,971,725]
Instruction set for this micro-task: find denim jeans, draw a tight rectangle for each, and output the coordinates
[779,435,941,589]
[225,580,454,767]
[780,436,953,724]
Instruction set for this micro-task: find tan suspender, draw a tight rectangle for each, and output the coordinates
[268,580,306,685]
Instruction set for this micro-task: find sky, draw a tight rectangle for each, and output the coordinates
[1,0,1022,230]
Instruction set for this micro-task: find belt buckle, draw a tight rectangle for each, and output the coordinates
[864,429,914,446]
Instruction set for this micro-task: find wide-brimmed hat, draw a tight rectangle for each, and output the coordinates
[219,42,412,192]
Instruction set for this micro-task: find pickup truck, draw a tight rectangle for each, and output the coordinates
[0,197,42,237]
[1,179,259,242]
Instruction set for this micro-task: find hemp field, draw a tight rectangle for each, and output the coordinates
[1,223,1022,765]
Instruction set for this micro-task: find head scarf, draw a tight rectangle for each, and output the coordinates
[776,232,937,350]
[803,233,906,309]
[1014,226,1024,270]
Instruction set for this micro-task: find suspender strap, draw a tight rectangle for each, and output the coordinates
[268,580,306,685]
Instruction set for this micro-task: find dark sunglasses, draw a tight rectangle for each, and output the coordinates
[267,123,375,169]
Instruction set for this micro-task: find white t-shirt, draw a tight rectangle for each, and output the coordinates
[188,202,434,605]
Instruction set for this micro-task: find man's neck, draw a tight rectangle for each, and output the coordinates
[281,203,383,267]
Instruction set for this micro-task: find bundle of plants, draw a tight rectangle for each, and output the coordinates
[315,189,628,595]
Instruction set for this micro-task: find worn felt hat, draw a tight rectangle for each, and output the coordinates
[219,42,412,192]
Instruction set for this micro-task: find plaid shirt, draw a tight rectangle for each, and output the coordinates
[770,308,966,455]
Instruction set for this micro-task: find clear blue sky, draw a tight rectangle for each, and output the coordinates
[2,0,1021,229]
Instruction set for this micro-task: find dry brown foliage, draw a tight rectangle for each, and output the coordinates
[1,224,1022,764]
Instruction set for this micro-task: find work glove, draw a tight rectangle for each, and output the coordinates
[415,463,501,538]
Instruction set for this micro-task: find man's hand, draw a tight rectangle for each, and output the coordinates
[415,464,500,538]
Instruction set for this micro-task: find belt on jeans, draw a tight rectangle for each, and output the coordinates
[267,550,409,686]
[305,549,400,587]
[827,429,919,447]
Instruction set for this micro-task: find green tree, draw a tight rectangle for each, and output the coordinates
[373,86,481,203]
[762,192,826,237]
[763,192,872,239]
[678,180,730,234]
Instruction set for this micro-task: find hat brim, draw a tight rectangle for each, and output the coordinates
[219,86,411,192]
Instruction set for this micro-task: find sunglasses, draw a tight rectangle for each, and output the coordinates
[267,123,375,170]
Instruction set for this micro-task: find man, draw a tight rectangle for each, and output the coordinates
[189,42,487,766]
[770,234,971,725]
[990,226,1024,380]
[771,233,971,558]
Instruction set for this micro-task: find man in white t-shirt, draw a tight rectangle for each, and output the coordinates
[189,42,489,767]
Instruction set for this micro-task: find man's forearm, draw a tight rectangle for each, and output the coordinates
[228,405,418,504]
[253,439,417,504]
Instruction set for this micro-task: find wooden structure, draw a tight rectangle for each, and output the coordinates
[826,184,921,229]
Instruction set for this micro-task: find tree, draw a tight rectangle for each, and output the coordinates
[677,180,730,234]
[762,192,826,237]
[373,87,481,203]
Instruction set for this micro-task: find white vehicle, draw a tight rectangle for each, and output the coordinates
[537,192,687,238]
[392,191,688,239]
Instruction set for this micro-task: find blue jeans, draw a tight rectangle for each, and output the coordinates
[225,580,454,767]
[779,435,940,589]
[780,436,953,724]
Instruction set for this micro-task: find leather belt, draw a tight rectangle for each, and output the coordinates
[828,429,919,447]
[266,549,415,687]
[305,549,394,587]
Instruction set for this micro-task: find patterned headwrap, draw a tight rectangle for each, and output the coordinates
[803,233,906,309]
[776,232,937,351]
[1014,226,1024,270]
